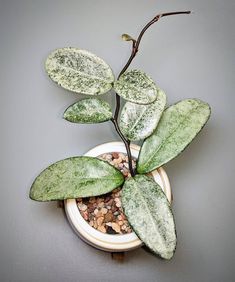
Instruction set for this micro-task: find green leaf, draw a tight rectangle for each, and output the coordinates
[137,99,211,174]
[63,98,112,123]
[30,157,124,201]
[121,33,134,41]
[45,47,115,95]
[122,175,176,259]
[119,89,166,141]
[114,70,158,104]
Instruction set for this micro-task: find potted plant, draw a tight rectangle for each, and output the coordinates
[29,11,211,260]
[64,141,172,254]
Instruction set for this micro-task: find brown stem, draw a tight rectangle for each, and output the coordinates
[111,118,134,177]
[119,11,191,78]
[112,10,191,177]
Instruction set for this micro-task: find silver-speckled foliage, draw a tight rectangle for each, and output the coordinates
[63,98,112,123]
[137,99,211,174]
[45,48,115,95]
[119,89,166,141]
[30,157,124,201]
[122,175,176,259]
[114,70,158,104]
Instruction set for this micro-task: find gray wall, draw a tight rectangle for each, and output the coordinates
[0,0,234,281]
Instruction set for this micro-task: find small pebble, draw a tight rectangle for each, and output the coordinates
[97,202,104,208]
[116,157,123,164]
[118,163,124,169]
[78,203,87,211]
[104,212,114,222]
[114,191,120,197]
[101,207,108,214]
[88,206,96,213]
[83,211,88,220]
[118,220,124,226]
[112,152,119,159]
[114,198,121,208]
[96,211,103,218]
[97,225,106,233]
[97,198,104,204]
[119,153,125,160]
[122,169,129,177]
[123,162,129,169]
[112,222,121,233]
[94,208,99,215]
[106,154,112,160]
[97,217,104,226]
[89,197,96,203]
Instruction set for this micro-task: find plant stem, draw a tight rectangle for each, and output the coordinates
[112,10,191,177]
[119,11,191,77]
[111,118,134,175]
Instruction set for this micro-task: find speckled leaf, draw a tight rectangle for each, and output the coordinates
[45,47,115,95]
[114,70,158,104]
[30,157,124,201]
[137,99,211,174]
[122,175,176,259]
[63,98,112,123]
[119,89,166,141]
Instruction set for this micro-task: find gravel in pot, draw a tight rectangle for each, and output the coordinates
[77,152,135,235]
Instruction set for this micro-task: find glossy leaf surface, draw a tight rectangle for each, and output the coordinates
[114,70,158,104]
[119,89,166,141]
[45,48,114,95]
[30,157,124,201]
[64,98,112,123]
[137,99,211,173]
[122,175,176,259]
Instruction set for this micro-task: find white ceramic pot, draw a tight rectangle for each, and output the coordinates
[64,142,172,252]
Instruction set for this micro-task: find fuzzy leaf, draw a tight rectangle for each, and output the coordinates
[30,157,124,201]
[137,99,211,174]
[45,47,115,95]
[63,98,112,123]
[122,175,176,259]
[114,70,158,104]
[119,89,166,141]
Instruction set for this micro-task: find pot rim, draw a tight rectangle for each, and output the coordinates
[64,141,172,252]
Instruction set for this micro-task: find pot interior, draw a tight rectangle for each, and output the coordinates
[76,151,135,235]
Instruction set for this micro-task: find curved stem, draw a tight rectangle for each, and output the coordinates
[119,11,191,78]
[112,10,191,177]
